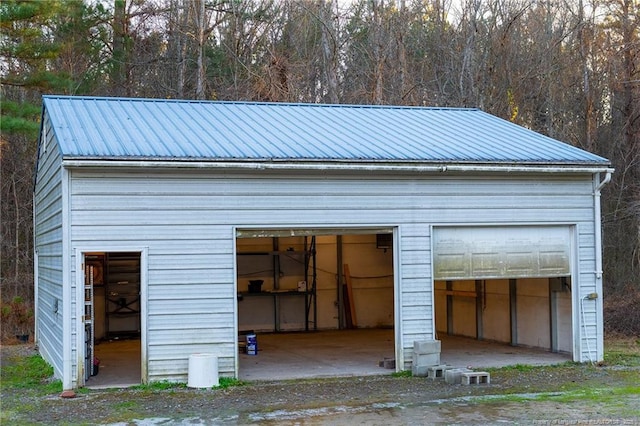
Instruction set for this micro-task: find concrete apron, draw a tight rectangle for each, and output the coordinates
[85,329,570,387]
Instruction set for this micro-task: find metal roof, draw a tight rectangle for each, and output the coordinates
[42,96,609,166]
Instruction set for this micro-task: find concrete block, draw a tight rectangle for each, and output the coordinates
[461,371,490,385]
[412,352,440,367]
[444,368,472,385]
[412,364,430,377]
[426,365,448,380]
[378,358,396,369]
[413,340,441,354]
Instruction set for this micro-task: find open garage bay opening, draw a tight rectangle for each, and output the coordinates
[235,230,397,380]
[433,226,575,362]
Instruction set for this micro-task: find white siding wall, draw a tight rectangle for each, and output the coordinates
[34,115,64,380]
[67,169,598,380]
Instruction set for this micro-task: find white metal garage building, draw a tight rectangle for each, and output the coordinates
[34,96,612,390]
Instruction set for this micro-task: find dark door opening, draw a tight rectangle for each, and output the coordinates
[84,252,141,387]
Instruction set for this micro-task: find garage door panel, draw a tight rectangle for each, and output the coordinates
[505,251,535,275]
[434,226,571,280]
[540,250,570,275]
[471,252,501,276]
[437,252,468,276]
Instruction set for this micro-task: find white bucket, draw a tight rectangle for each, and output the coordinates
[187,353,219,388]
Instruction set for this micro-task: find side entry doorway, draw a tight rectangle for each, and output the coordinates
[83,252,142,387]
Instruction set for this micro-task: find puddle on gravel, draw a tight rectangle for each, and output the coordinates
[248,402,401,422]
[109,416,239,425]
[113,391,638,425]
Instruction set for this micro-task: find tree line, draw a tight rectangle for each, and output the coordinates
[1,0,638,336]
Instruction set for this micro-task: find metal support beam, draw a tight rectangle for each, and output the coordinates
[446,280,453,335]
[476,280,483,340]
[273,238,280,331]
[550,278,558,352]
[336,236,344,329]
[509,279,517,346]
[312,237,317,331]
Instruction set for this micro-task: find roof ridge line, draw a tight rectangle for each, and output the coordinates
[41,95,479,111]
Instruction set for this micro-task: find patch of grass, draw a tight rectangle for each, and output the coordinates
[486,363,537,373]
[555,386,639,403]
[130,380,186,391]
[103,400,146,423]
[391,370,412,378]
[129,377,244,392]
[477,385,640,405]
[476,393,536,403]
[216,376,245,389]
[0,354,61,395]
[610,368,640,385]
[604,337,640,367]
[112,400,140,410]
[486,361,578,374]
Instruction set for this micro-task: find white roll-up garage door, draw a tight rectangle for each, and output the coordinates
[433,226,571,280]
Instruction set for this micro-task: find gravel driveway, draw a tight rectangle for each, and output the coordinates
[2,344,639,425]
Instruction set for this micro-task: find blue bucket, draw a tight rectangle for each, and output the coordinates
[246,333,257,355]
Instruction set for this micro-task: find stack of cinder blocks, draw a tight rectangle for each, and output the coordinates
[410,339,490,385]
[411,340,447,378]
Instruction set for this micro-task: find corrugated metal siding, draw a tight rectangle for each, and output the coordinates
[69,169,598,377]
[69,252,79,386]
[398,223,434,366]
[43,96,609,165]
[34,113,65,380]
[578,225,601,363]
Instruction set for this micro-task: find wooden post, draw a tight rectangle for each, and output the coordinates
[343,264,357,328]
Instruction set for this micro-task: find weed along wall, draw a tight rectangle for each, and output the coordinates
[236,234,395,332]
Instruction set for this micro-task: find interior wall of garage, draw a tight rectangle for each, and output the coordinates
[237,234,394,332]
[341,235,395,328]
[480,280,510,343]
[554,285,573,353]
[434,278,572,353]
[237,236,308,331]
[517,278,550,348]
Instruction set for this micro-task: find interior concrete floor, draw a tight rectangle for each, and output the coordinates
[85,329,570,388]
[86,338,141,389]
[239,329,570,381]
[240,328,396,381]
[438,334,571,369]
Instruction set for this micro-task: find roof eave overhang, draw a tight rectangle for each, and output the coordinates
[61,157,613,175]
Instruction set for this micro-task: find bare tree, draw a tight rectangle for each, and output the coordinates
[111,0,129,96]
[319,0,340,103]
[600,0,640,292]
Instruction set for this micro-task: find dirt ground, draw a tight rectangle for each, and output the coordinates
[2,344,639,425]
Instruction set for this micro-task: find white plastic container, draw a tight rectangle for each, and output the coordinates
[187,353,219,388]
[246,333,257,355]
